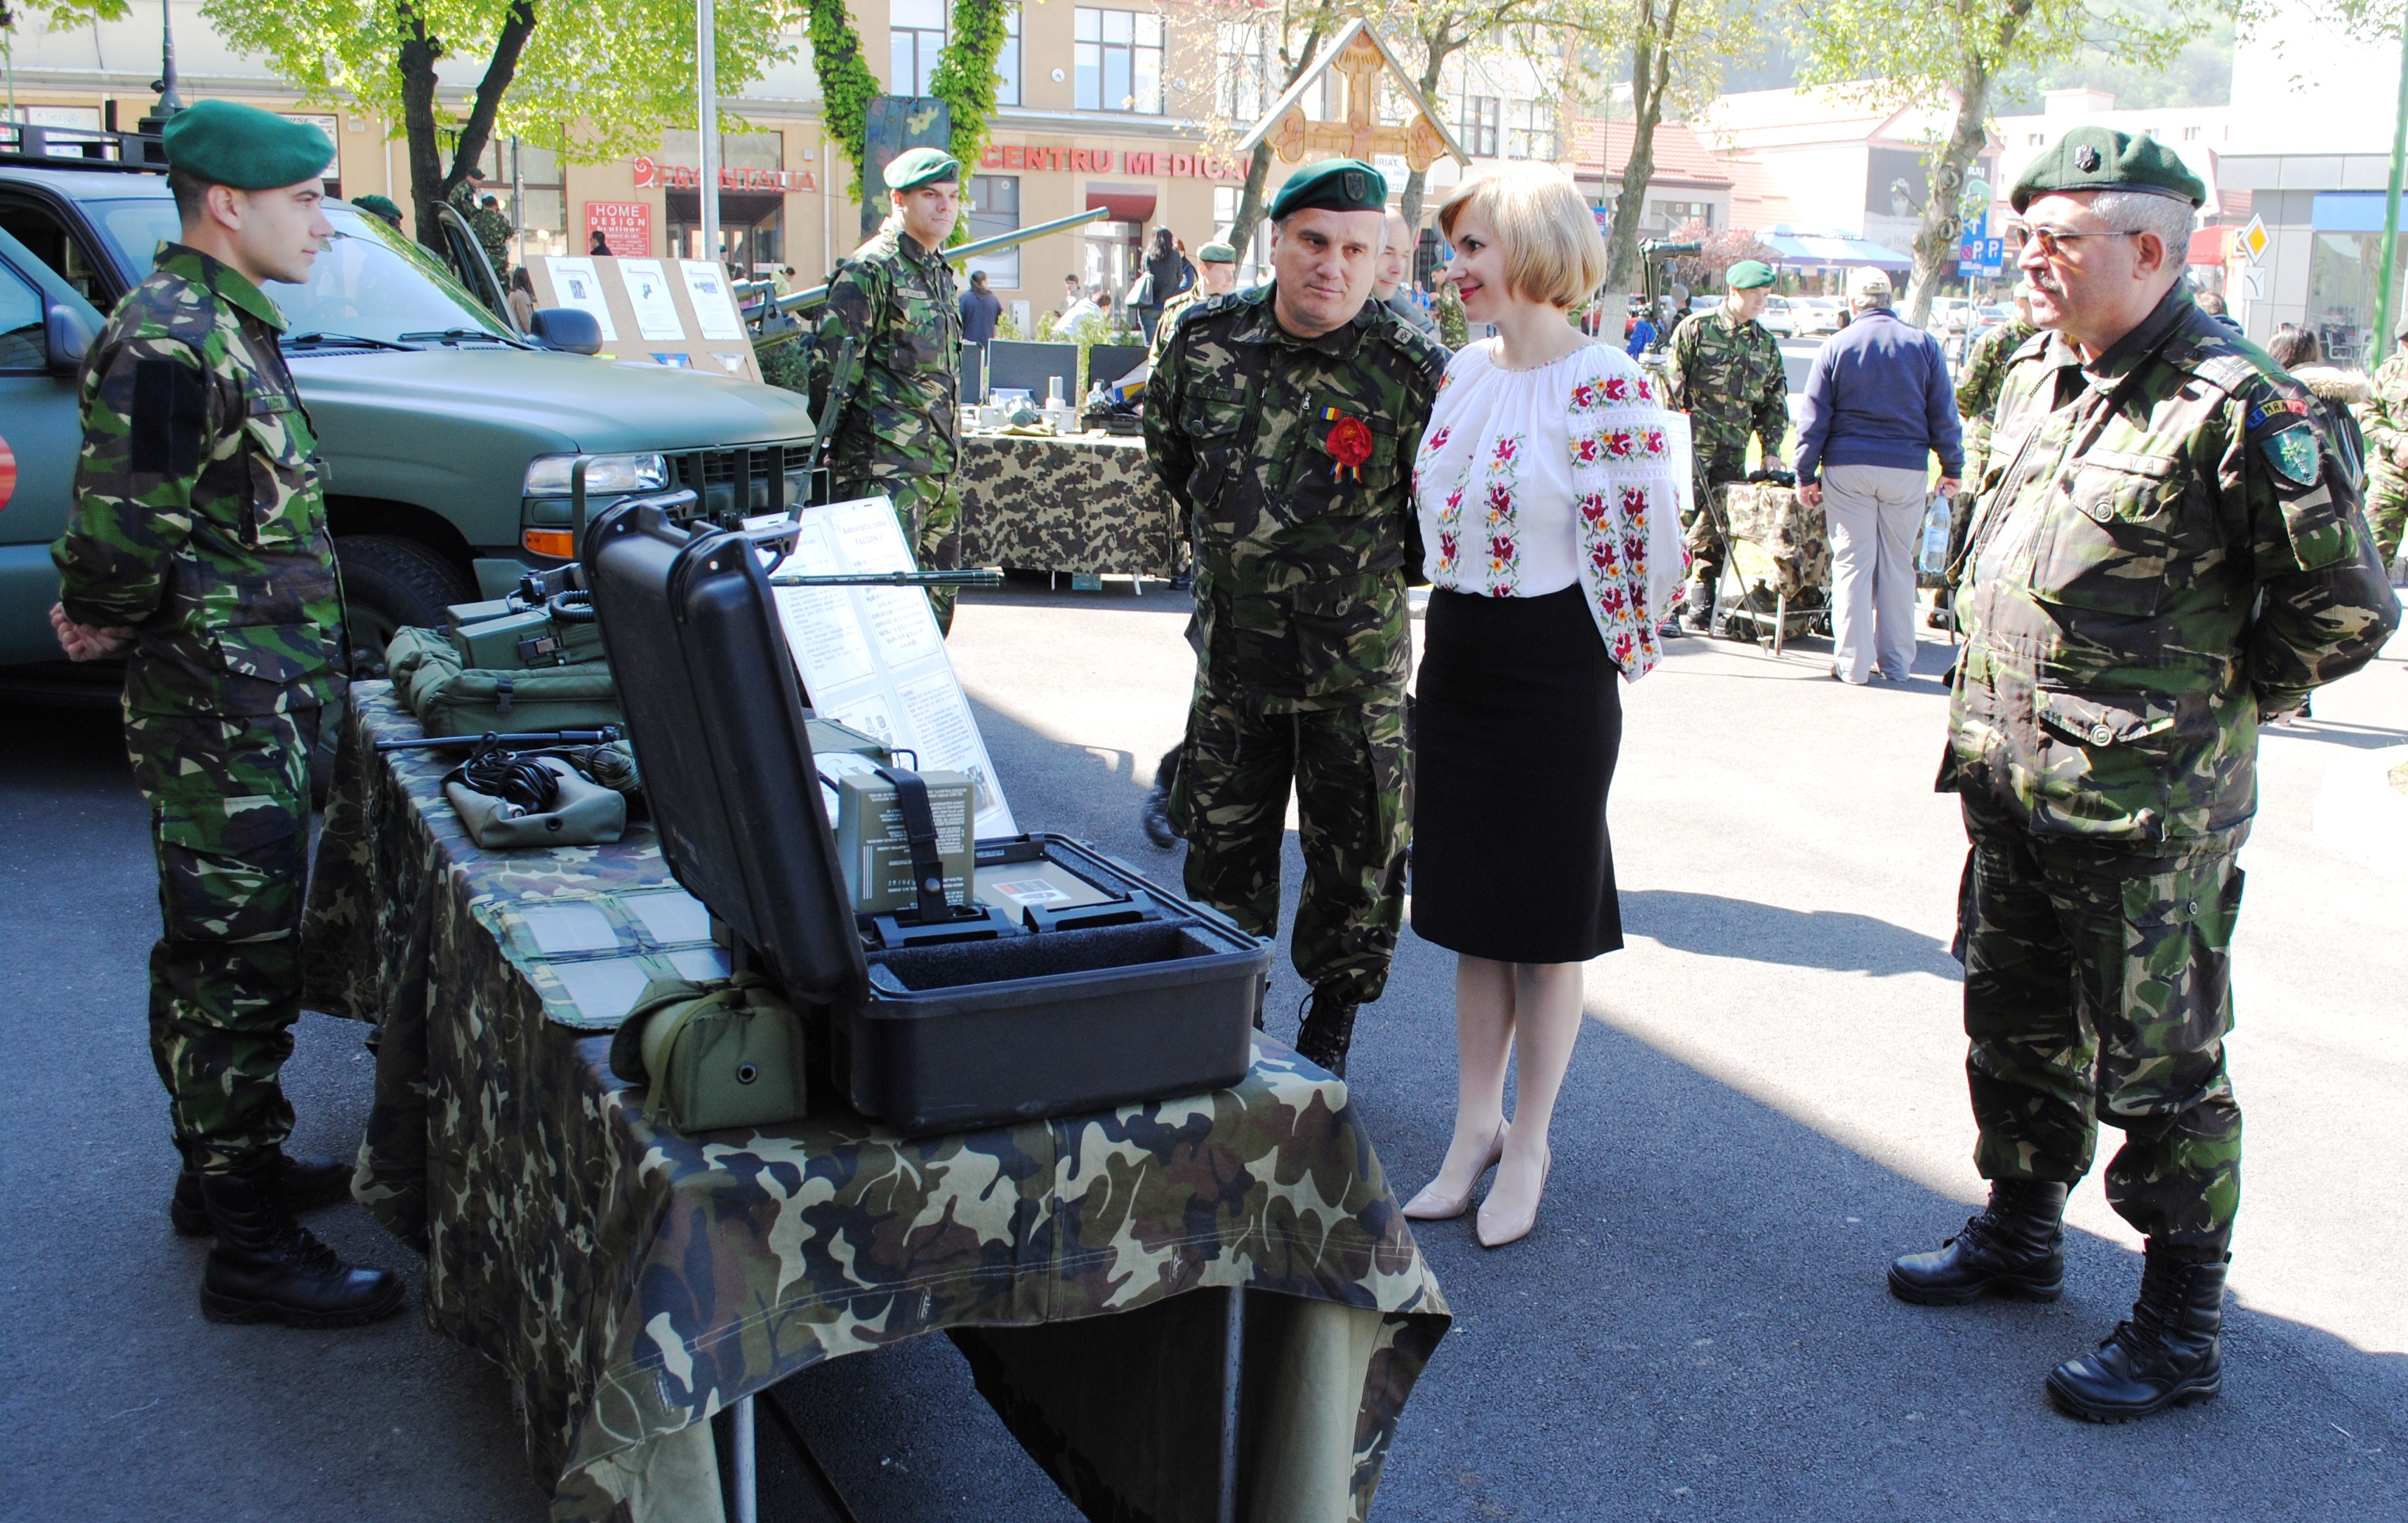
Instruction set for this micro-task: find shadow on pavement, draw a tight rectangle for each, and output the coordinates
[1620,887,1962,980]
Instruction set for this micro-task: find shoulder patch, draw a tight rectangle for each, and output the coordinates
[130,354,208,477]
[2261,422,2322,488]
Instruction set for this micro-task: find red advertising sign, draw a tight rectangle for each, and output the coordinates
[585,201,653,257]
[632,157,818,193]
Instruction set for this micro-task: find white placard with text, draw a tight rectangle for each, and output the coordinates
[616,258,689,342]
[541,257,618,341]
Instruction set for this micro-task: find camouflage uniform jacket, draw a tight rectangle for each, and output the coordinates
[1431,281,1469,351]
[51,245,343,719]
[809,226,961,493]
[449,183,514,277]
[1943,290,2400,849]
[1665,307,1787,463]
[1953,317,2037,481]
[1145,281,1209,367]
[2356,345,2408,510]
[1144,284,1446,710]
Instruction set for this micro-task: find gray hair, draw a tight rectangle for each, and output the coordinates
[2091,189,2194,272]
[1850,289,1893,311]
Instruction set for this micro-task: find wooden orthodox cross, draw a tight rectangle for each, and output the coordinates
[1237,19,1468,174]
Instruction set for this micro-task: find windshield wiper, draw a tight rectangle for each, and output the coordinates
[397,327,529,349]
[285,331,417,352]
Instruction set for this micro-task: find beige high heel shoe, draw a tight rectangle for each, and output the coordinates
[1402,1122,1509,1221]
[1475,1148,1552,1249]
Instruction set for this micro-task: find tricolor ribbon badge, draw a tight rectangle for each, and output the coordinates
[1322,407,1373,483]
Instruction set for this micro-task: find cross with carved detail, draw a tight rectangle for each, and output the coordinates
[1264,30,1450,171]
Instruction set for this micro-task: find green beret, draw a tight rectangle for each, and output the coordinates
[1269,159,1387,221]
[162,100,333,191]
[1726,259,1775,291]
[1196,241,1238,265]
[2010,125,2205,212]
[350,194,403,227]
[885,146,962,193]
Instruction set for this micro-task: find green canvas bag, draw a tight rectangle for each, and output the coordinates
[607,972,808,1133]
[385,626,623,738]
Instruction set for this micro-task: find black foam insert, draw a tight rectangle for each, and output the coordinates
[868,921,1215,992]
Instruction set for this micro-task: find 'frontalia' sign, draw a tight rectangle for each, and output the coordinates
[635,157,817,193]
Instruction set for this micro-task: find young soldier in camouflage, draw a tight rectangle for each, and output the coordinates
[1892,127,2400,1421]
[810,147,967,632]
[1938,288,2039,625]
[48,99,404,1328]
[2356,328,2408,573]
[1665,258,1789,630]
[1145,238,1238,368]
[1146,159,1446,1077]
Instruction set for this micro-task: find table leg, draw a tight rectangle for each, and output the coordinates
[733,1395,758,1523]
[1219,1286,1244,1523]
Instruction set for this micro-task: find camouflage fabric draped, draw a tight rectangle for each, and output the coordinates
[303,685,1452,1523]
[958,433,1182,578]
[1716,481,1830,601]
[2357,345,2408,566]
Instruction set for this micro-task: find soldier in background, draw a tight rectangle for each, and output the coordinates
[350,193,404,232]
[1665,258,1789,631]
[1938,285,2038,627]
[2357,315,2408,576]
[1146,159,1446,1078]
[1892,128,2399,1421]
[1431,271,1469,350]
[48,99,404,1328]
[1145,239,1238,368]
[810,147,967,634]
[1374,211,1439,340]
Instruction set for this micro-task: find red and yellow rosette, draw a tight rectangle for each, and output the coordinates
[1322,408,1372,483]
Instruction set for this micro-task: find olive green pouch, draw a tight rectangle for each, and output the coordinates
[385,626,623,738]
[443,757,627,849]
[607,972,807,1133]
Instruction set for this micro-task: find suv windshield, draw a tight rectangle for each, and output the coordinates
[88,198,516,345]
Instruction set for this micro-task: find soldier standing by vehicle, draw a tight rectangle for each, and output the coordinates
[1937,286,2037,626]
[2356,317,2408,576]
[48,99,404,1328]
[1145,159,1446,1077]
[1891,128,2399,1421]
[811,147,968,633]
[1665,258,1788,631]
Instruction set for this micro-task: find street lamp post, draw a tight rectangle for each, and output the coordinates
[2374,6,2408,368]
[697,0,719,267]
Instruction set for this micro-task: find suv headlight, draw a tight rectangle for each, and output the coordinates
[523,453,669,495]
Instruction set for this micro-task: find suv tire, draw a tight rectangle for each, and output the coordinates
[336,534,475,678]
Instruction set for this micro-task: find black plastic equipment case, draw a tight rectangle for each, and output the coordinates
[583,491,1271,1135]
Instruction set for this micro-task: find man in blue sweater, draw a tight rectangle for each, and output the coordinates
[1797,267,1963,683]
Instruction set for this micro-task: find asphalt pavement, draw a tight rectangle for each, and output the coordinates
[4,581,2403,1522]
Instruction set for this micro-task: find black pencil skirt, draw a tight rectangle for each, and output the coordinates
[1410,583,1625,964]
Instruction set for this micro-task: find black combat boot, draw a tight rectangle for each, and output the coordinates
[1139,743,1183,849]
[171,1145,354,1236]
[1679,579,1715,632]
[1292,990,1361,1079]
[1888,1179,2069,1305]
[2046,1244,2228,1422]
[198,1154,406,1329]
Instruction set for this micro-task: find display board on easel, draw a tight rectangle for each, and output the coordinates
[524,255,761,381]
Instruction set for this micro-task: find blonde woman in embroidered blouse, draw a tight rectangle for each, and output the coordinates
[1401,164,1686,1249]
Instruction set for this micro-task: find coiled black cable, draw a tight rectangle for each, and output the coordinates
[548,590,597,624]
[458,735,560,813]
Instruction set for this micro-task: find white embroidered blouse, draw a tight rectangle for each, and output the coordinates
[1412,338,1688,679]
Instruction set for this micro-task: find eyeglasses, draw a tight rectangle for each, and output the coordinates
[2001,223,2145,260]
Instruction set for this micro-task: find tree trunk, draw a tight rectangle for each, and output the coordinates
[444,1,537,200]
[1226,13,1329,266]
[1903,0,2027,326]
[1604,0,1679,292]
[1398,34,1456,232]
[394,0,538,253]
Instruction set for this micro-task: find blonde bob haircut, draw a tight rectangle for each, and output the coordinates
[1435,163,1610,311]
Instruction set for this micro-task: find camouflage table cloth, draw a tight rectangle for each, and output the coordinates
[1717,481,1832,600]
[958,431,1183,579]
[302,684,1450,1523]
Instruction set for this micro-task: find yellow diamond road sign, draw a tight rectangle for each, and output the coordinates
[2240,215,2269,264]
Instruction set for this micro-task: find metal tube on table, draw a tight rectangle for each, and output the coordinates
[732,1394,756,1523]
[1218,1286,1243,1523]
[764,568,1003,589]
[771,207,1116,317]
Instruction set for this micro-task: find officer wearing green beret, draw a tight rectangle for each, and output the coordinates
[1665,256,1789,630]
[350,192,404,231]
[809,145,969,632]
[48,98,404,1328]
[1145,159,1448,1076]
[1890,124,2399,1420]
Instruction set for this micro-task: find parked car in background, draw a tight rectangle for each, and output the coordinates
[1689,294,1721,315]
[1759,294,1794,336]
[1791,297,1844,335]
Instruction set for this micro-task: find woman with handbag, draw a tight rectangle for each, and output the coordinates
[1137,225,1193,343]
[1401,163,1686,1248]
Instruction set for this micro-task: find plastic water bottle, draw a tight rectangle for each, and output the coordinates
[1917,494,1952,576]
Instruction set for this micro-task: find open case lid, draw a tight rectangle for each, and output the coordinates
[583,492,871,1004]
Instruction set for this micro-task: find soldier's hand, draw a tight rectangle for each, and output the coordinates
[49,602,135,662]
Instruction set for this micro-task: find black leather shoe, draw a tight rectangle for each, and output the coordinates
[1139,783,1178,849]
[172,1148,354,1236]
[199,1156,406,1329]
[1292,991,1360,1079]
[1888,1179,2068,1305]
[1679,581,1715,632]
[2047,1245,2228,1422]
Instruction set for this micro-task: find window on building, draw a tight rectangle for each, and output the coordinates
[2027,132,2046,146]
[514,142,568,262]
[1076,8,1164,114]
[1506,100,1556,161]
[1216,25,1265,119]
[1647,199,1713,234]
[966,174,1021,288]
[995,6,1021,106]
[2183,124,2201,141]
[892,0,946,95]
[1461,96,1500,158]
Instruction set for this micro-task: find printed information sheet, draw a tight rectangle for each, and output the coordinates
[767,496,1017,839]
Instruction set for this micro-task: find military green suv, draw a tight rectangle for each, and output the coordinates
[0,146,815,689]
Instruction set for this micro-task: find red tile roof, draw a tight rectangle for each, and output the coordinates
[1571,119,1803,233]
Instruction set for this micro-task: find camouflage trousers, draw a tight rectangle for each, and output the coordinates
[1682,449,1751,586]
[839,470,965,635]
[1956,827,2245,1251]
[2367,485,2406,571]
[125,698,325,1175]
[1169,675,1408,1005]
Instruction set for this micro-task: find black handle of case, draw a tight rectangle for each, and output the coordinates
[875,766,952,923]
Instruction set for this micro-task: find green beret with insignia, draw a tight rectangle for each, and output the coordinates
[2010,125,2206,212]
[884,146,962,193]
[1269,159,1388,220]
[350,194,403,227]
[161,100,334,191]
[1197,240,1238,264]
[1726,259,1776,291]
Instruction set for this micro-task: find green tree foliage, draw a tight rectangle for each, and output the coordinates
[0,0,124,33]
[1792,0,2203,324]
[211,0,798,251]
[930,0,1011,173]
[803,0,879,203]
